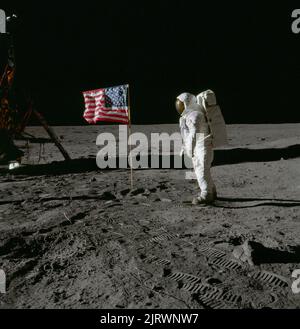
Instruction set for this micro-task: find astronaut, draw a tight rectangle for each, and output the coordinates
[176,92,216,204]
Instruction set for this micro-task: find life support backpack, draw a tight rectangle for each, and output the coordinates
[196,90,228,148]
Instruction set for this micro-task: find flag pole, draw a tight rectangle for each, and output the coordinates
[127,84,133,189]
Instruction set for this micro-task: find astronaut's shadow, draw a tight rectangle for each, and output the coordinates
[212,144,300,166]
[214,196,300,209]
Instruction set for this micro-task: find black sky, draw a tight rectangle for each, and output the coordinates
[1,0,300,124]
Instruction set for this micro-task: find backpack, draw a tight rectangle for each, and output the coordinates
[196,90,228,148]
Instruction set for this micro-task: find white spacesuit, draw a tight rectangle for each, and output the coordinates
[176,92,216,204]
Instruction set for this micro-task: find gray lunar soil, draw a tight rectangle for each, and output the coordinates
[0,124,300,309]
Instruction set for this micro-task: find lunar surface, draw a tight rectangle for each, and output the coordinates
[0,124,300,309]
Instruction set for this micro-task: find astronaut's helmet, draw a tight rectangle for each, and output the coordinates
[175,92,197,115]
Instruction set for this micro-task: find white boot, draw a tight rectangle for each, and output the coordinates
[192,193,215,205]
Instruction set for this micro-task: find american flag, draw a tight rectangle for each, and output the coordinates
[83,84,129,124]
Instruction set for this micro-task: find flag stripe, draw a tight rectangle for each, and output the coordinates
[84,96,104,101]
[84,112,128,119]
[84,108,128,114]
[94,115,129,121]
[83,91,104,98]
[84,104,120,109]
[94,117,129,124]
[84,106,128,113]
